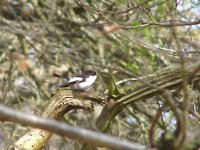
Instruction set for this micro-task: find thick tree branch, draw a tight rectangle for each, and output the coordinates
[12,89,94,150]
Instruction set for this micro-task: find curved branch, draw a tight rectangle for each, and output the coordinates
[12,89,94,150]
[97,60,200,132]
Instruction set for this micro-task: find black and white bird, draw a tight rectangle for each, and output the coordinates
[53,70,98,91]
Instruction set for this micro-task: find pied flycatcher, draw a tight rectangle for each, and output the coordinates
[54,70,98,91]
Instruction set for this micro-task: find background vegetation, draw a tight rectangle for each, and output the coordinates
[0,0,200,149]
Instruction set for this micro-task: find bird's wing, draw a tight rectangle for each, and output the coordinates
[58,77,84,87]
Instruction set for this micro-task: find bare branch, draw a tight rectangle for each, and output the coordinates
[0,105,146,150]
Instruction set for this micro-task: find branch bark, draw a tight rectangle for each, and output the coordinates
[11,89,94,150]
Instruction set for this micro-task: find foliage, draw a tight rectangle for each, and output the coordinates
[0,0,200,149]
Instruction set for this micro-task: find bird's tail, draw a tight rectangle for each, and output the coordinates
[58,83,70,88]
[53,73,69,80]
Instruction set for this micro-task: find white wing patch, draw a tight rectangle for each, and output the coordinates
[68,77,83,83]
